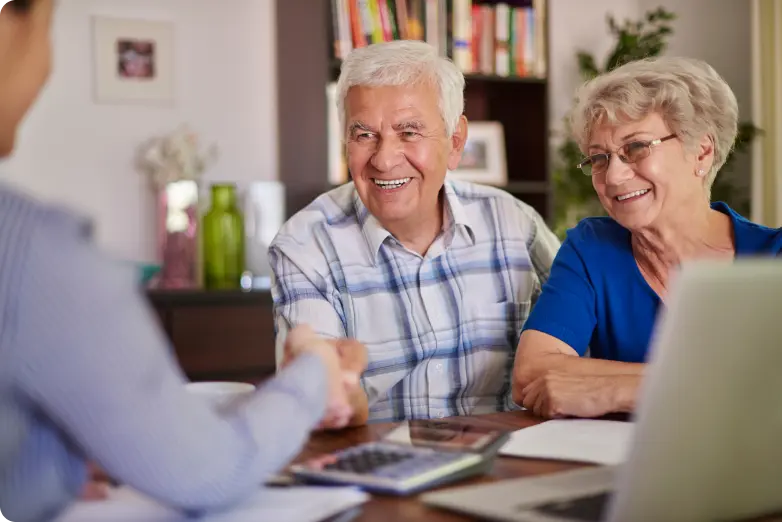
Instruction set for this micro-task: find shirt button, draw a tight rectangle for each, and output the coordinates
[435,363,443,372]
[436,412,446,419]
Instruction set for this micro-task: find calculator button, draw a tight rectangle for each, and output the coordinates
[324,447,416,475]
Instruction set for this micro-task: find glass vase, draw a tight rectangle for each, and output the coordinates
[156,180,199,289]
[203,183,245,289]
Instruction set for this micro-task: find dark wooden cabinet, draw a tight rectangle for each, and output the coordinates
[148,290,277,384]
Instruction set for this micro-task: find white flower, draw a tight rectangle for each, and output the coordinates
[136,125,219,188]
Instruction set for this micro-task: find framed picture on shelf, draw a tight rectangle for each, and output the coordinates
[448,121,507,185]
[92,16,175,104]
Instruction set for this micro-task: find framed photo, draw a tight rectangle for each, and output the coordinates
[92,17,175,104]
[449,121,507,185]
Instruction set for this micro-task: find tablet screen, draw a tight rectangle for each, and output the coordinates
[382,420,508,453]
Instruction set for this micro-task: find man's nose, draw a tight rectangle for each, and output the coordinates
[370,138,404,172]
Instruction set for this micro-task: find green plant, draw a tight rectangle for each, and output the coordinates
[552,7,762,238]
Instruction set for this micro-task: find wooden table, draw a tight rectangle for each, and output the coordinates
[292,411,588,522]
[294,411,782,522]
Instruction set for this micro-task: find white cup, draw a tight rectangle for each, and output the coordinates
[185,381,256,410]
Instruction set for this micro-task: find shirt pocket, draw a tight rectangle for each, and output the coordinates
[461,300,530,351]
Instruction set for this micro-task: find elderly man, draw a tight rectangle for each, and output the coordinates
[270,40,560,425]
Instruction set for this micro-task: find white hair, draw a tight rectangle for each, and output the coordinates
[570,56,739,189]
[336,40,465,138]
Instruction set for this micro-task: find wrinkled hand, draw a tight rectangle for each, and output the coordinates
[284,325,358,430]
[315,338,368,430]
[519,372,618,419]
[331,338,367,383]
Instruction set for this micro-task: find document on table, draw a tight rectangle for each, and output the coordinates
[498,419,635,465]
[54,484,370,522]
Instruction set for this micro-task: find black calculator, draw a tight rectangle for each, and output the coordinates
[289,420,510,495]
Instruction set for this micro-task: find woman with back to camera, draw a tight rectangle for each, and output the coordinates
[511,56,782,419]
[0,1,366,521]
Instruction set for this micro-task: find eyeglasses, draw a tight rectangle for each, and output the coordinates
[576,134,677,176]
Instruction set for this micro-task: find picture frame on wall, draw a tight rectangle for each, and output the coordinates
[448,121,507,186]
[92,16,175,104]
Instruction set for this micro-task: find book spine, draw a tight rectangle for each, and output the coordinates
[494,3,510,77]
[479,5,494,75]
[452,0,472,72]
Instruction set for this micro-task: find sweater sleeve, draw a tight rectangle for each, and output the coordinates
[10,211,327,517]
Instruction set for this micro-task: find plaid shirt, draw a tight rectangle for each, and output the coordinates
[269,178,560,423]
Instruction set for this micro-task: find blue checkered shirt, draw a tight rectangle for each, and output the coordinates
[269,178,560,423]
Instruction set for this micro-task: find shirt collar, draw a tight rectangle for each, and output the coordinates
[354,179,476,264]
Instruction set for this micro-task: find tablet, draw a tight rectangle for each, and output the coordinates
[382,419,510,454]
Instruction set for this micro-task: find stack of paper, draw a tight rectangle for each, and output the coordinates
[498,419,635,465]
[55,484,369,522]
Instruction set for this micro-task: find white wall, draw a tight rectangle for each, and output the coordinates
[548,0,641,135]
[637,0,753,191]
[5,0,278,262]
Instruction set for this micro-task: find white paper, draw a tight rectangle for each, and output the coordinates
[498,419,635,465]
[55,485,369,522]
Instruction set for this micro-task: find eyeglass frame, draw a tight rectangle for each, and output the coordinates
[576,134,678,176]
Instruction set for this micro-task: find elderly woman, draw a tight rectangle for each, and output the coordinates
[512,56,782,419]
[0,1,363,521]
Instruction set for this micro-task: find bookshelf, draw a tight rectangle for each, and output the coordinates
[276,0,552,221]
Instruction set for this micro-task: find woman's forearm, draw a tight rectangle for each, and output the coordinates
[610,374,643,413]
[523,352,645,380]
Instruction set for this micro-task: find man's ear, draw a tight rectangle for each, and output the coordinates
[447,115,469,171]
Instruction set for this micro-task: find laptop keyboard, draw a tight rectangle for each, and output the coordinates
[530,492,611,521]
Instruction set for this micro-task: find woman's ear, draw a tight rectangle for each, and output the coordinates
[694,134,715,176]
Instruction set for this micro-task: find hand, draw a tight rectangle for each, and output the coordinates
[519,371,623,419]
[284,325,356,429]
[78,463,111,501]
[316,338,369,430]
[79,481,109,500]
[331,338,367,387]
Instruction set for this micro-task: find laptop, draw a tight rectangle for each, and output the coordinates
[422,258,782,522]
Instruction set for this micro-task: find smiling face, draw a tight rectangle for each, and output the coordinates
[344,82,467,230]
[588,112,713,232]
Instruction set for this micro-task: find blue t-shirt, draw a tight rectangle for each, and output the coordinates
[523,202,782,362]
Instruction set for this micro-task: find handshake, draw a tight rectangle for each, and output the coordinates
[282,325,369,431]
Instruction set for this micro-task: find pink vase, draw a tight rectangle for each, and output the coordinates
[155,180,199,289]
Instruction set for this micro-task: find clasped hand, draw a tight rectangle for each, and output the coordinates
[283,325,367,430]
[519,371,619,419]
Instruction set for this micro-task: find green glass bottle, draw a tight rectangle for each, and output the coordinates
[203,183,245,289]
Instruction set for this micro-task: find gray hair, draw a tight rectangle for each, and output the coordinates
[336,40,465,138]
[569,56,739,189]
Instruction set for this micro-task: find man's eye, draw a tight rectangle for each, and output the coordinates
[356,133,374,141]
[401,131,420,139]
